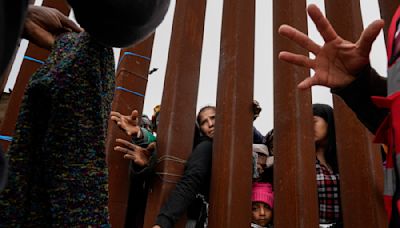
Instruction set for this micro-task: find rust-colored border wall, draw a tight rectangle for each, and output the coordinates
[207,0,255,227]
[106,35,155,228]
[143,0,207,227]
[273,0,319,227]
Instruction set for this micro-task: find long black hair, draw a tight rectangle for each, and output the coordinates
[312,103,339,174]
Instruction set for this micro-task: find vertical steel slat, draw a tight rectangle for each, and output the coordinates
[106,35,155,228]
[207,0,255,227]
[273,0,319,227]
[143,0,207,227]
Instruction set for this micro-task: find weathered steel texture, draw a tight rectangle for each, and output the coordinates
[273,0,319,227]
[143,0,207,227]
[106,35,155,228]
[0,0,70,151]
[206,0,255,227]
[325,1,387,227]
[378,0,399,41]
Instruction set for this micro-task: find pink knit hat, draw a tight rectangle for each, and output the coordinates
[252,182,274,209]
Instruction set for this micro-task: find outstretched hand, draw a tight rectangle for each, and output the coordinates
[114,139,156,167]
[110,110,141,136]
[23,5,83,50]
[278,4,384,90]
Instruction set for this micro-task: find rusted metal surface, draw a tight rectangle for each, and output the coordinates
[0,0,70,151]
[143,0,207,227]
[206,0,255,227]
[325,1,388,227]
[106,35,155,228]
[378,0,399,41]
[273,0,319,227]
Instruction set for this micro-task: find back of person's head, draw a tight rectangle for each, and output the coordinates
[312,103,338,173]
[67,0,170,47]
[252,182,274,209]
[141,115,152,131]
[264,129,274,154]
[253,100,262,121]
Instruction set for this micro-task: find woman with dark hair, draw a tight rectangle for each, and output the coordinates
[153,105,216,228]
[112,106,216,228]
[312,103,342,227]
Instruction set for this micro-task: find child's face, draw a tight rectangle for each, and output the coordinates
[252,202,272,226]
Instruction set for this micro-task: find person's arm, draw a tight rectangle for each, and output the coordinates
[332,65,388,133]
[154,140,213,228]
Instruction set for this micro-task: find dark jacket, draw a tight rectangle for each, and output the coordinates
[332,65,398,226]
[155,136,212,228]
[332,65,388,133]
[125,150,158,228]
[0,147,6,191]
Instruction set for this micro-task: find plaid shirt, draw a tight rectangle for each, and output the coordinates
[316,160,341,224]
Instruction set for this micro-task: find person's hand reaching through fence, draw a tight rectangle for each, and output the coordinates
[114,140,156,167]
[110,110,141,137]
[278,4,384,90]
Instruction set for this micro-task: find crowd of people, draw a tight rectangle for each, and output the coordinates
[109,101,343,228]
[0,0,399,227]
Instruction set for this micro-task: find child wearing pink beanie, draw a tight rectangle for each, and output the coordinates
[251,182,274,228]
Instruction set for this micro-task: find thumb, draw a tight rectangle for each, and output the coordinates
[131,110,139,120]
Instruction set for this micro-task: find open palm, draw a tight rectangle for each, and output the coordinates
[278,4,384,90]
[110,110,140,136]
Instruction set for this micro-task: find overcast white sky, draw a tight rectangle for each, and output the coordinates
[5,0,387,134]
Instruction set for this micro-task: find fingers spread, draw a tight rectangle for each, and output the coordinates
[307,4,338,42]
[114,146,133,155]
[110,111,122,118]
[115,138,137,150]
[279,52,315,69]
[278,25,321,54]
[123,154,135,160]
